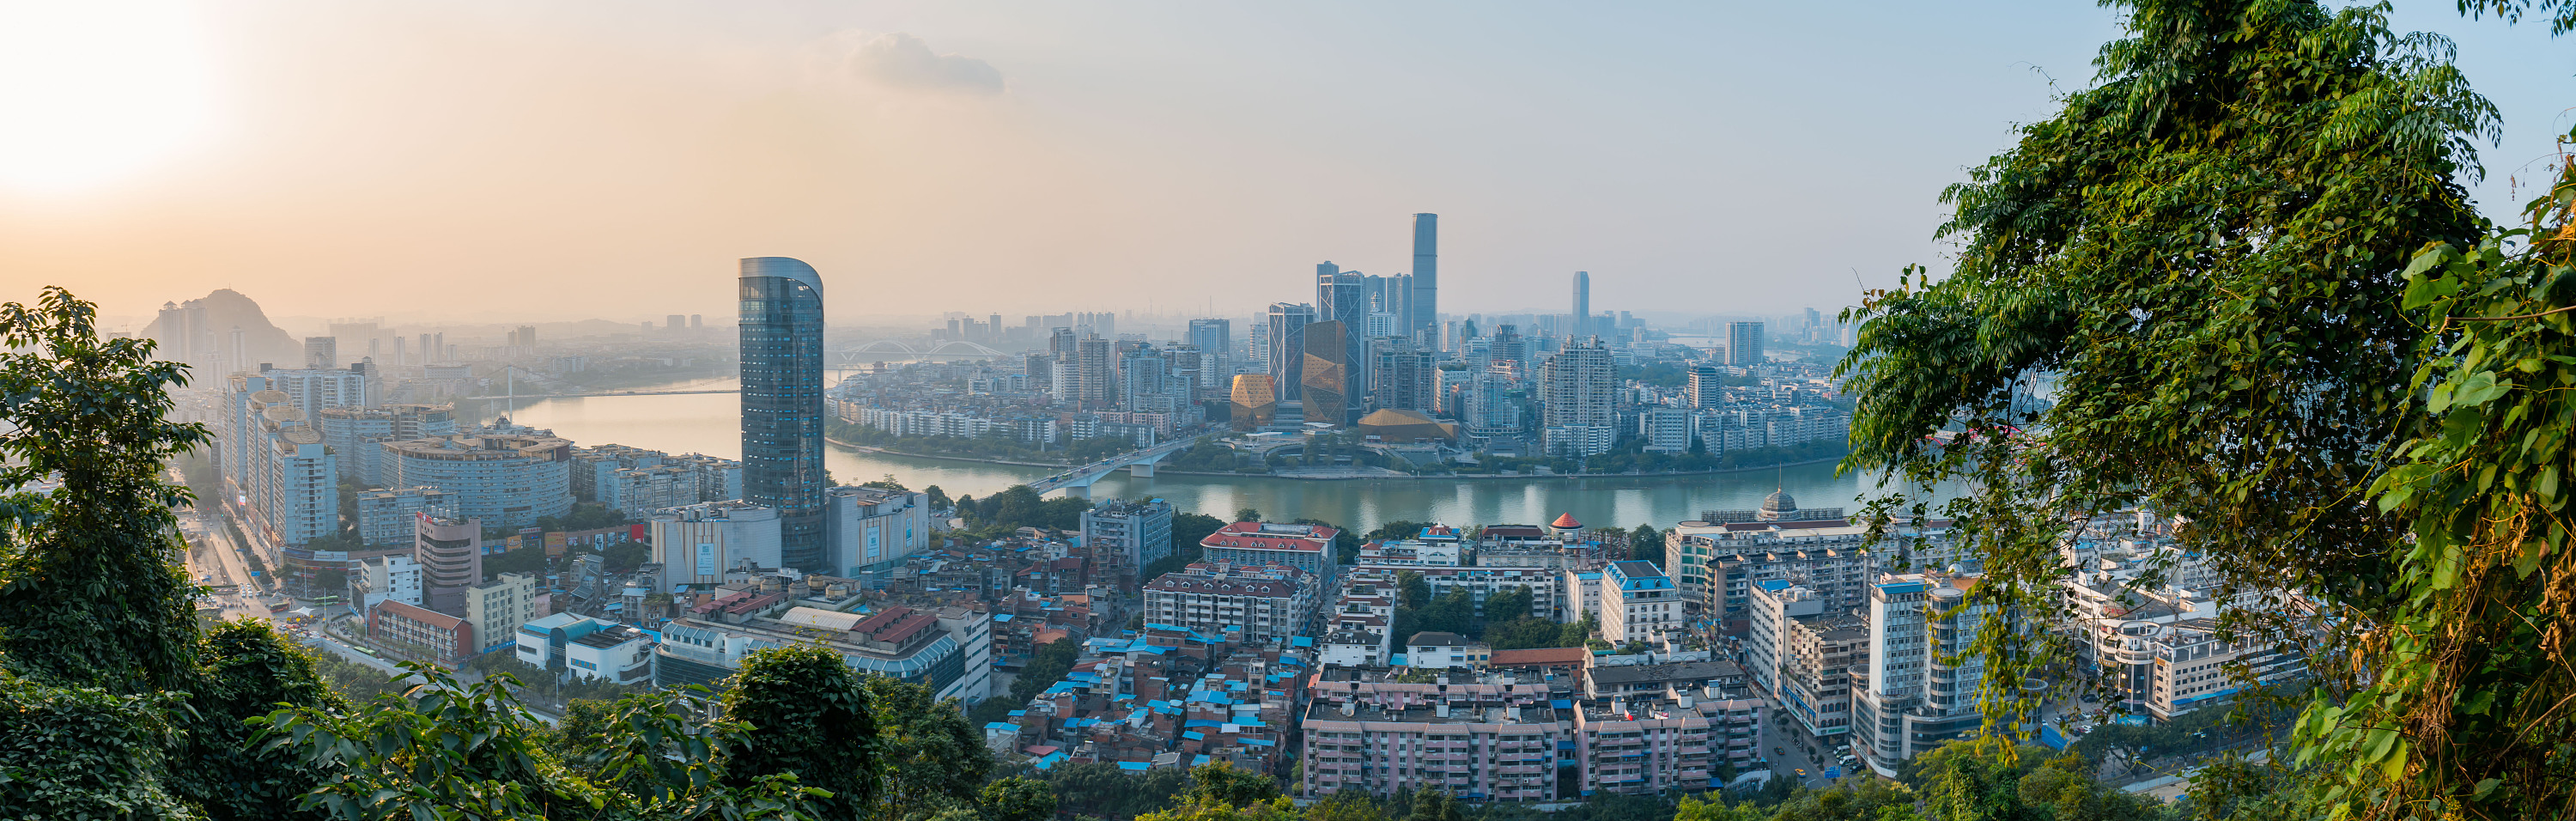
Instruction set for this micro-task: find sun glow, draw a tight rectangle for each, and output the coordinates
[0,1,216,194]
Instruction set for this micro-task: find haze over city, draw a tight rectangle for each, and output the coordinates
[9,1,2568,325]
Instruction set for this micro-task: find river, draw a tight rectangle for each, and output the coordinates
[489,378,1939,533]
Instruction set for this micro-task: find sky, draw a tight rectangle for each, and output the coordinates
[1,1,2569,326]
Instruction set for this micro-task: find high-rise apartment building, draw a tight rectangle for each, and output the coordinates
[738,257,828,572]
[1725,322,1765,366]
[1571,271,1590,332]
[302,337,338,370]
[1267,303,1315,404]
[1369,340,1435,413]
[1140,562,1319,647]
[1687,362,1725,409]
[383,434,574,529]
[1187,318,1231,386]
[318,403,458,487]
[1851,572,1990,774]
[1083,498,1175,581]
[1074,333,1116,410]
[1411,213,1438,338]
[1539,338,1616,457]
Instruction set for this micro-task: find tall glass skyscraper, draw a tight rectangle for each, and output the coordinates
[738,257,827,572]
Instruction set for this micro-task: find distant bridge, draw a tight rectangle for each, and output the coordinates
[1026,438,1199,498]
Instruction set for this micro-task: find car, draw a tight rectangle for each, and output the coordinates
[1774,746,1786,756]
[1795,769,1808,778]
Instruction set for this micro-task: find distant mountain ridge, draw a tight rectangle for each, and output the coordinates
[142,289,304,374]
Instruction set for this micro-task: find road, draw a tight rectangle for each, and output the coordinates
[180,508,276,621]
[1026,437,1197,495]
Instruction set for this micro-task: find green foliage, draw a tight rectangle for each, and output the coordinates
[924,485,952,510]
[967,696,1019,727]
[1145,511,1229,581]
[1010,637,1082,705]
[1183,762,1280,806]
[959,485,1092,534]
[1629,525,1662,563]
[0,672,199,818]
[533,501,632,533]
[720,644,881,819]
[1482,585,1535,624]
[978,777,1057,821]
[481,544,555,581]
[1234,508,1261,523]
[1038,761,1189,819]
[868,674,995,821]
[307,650,417,705]
[860,473,910,491]
[0,287,211,691]
[1832,0,2505,811]
[1480,616,1569,651]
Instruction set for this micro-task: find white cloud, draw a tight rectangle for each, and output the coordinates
[849,32,1002,95]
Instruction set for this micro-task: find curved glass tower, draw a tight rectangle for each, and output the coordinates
[738,257,827,572]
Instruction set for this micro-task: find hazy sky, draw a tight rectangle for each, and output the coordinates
[3,2,2569,325]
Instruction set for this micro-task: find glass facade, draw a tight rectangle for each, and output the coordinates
[1302,319,1352,426]
[738,257,828,572]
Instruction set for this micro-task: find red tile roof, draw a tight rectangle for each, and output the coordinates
[1490,647,1589,666]
[1551,513,1582,529]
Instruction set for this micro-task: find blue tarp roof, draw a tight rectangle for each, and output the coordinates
[1008,710,1026,716]
[1241,738,1275,747]
[1290,636,1315,647]
[1552,700,1575,708]
[1182,731,1205,740]
[1235,716,1266,727]
[992,614,1014,622]
[1117,761,1151,771]
[983,722,1020,732]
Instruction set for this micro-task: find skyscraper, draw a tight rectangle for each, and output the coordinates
[1301,320,1352,426]
[1727,321,1766,367]
[1075,333,1116,410]
[1370,340,1435,413]
[1267,302,1315,403]
[738,257,827,572]
[1315,264,1371,419]
[1411,214,1438,339]
[304,337,338,370]
[1571,271,1590,333]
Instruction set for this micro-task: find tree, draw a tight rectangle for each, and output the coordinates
[1366,520,1435,541]
[862,473,910,491]
[868,675,993,821]
[1235,508,1261,522]
[1482,585,1534,625]
[1182,761,1279,807]
[1833,0,2517,814]
[924,484,952,510]
[1011,637,1082,704]
[979,777,1057,821]
[1484,617,1568,651]
[1406,789,1463,821]
[0,286,210,690]
[720,644,881,819]
[1630,525,1662,563]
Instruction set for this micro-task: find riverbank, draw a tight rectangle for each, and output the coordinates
[826,435,1847,483]
[826,437,1077,469]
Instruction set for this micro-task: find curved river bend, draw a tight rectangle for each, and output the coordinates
[492,380,1940,533]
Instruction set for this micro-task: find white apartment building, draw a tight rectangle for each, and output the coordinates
[349,554,424,612]
[1600,561,1680,644]
[1852,572,1992,775]
[516,612,654,684]
[1747,581,1824,696]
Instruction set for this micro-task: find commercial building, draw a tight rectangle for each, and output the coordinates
[1411,213,1438,338]
[515,612,653,684]
[1852,572,1993,775]
[650,501,783,587]
[738,256,830,574]
[383,434,574,529]
[655,599,992,704]
[1082,498,1174,581]
[1599,561,1680,644]
[466,572,540,654]
[414,513,483,616]
[1267,303,1315,403]
[1302,320,1355,426]
[1230,374,1279,429]
[1187,318,1231,389]
[1201,521,1340,589]
[1140,562,1319,647]
[825,485,930,575]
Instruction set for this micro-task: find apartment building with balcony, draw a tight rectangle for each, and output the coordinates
[1140,562,1319,648]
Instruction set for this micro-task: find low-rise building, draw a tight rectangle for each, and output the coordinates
[826,485,931,575]
[348,554,424,612]
[515,612,653,684]
[355,486,453,547]
[651,501,783,587]
[1200,521,1339,589]
[653,601,993,704]
[370,599,473,661]
[1405,631,1490,669]
[1081,499,1174,585]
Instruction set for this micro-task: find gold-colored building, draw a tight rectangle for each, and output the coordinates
[1230,374,1278,429]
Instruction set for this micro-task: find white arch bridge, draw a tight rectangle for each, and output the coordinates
[1025,438,1198,498]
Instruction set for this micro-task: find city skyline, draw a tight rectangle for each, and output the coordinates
[11,2,2568,324]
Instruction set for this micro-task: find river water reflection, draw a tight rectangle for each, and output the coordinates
[493,380,1943,533]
